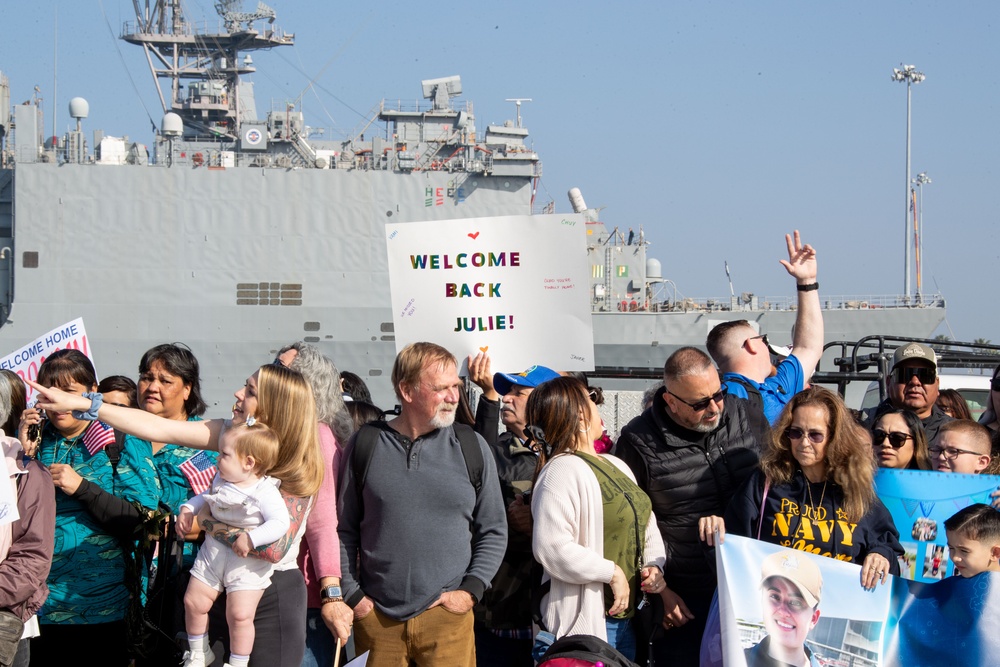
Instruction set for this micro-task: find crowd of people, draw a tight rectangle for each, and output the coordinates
[1,229,998,667]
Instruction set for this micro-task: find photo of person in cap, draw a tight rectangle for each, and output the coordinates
[865,341,952,445]
[745,550,823,667]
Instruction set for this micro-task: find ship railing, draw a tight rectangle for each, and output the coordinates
[638,292,945,313]
[380,99,474,116]
[121,18,292,41]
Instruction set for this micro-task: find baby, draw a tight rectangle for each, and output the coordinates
[944,504,1000,578]
[178,420,289,667]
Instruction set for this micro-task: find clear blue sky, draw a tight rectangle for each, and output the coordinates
[3,1,997,343]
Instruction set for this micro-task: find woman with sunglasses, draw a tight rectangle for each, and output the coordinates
[978,364,1000,433]
[871,408,932,470]
[699,386,902,590]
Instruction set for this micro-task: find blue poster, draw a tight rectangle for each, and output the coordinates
[875,469,1000,581]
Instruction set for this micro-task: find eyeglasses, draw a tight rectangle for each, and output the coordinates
[928,446,983,460]
[745,334,769,349]
[872,429,912,449]
[667,386,726,412]
[588,389,599,403]
[892,366,936,385]
[991,377,1000,392]
[785,427,826,444]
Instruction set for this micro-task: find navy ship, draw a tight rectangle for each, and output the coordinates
[0,1,945,409]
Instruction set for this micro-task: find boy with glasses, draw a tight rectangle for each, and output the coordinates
[931,420,992,474]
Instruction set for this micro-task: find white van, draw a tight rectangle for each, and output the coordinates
[860,374,992,421]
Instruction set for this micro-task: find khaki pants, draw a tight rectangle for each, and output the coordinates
[354,604,475,667]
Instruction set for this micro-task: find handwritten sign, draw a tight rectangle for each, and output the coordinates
[0,318,92,400]
[386,215,594,372]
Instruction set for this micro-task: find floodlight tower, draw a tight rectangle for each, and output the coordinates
[891,64,925,299]
[912,171,931,301]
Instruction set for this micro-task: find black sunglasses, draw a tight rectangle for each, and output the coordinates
[872,429,912,448]
[745,334,769,348]
[785,427,825,444]
[667,386,726,412]
[893,366,936,385]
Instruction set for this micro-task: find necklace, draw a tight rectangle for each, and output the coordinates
[805,477,828,521]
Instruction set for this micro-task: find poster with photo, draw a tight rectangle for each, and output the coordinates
[874,469,1000,582]
[707,535,1000,667]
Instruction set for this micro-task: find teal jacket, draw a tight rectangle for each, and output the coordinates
[38,421,160,625]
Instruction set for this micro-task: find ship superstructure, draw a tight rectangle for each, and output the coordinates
[0,2,945,408]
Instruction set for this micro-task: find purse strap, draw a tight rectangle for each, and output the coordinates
[756,476,771,541]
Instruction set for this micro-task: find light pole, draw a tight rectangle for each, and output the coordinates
[891,64,925,300]
[912,171,931,302]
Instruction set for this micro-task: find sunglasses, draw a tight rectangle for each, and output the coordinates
[892,366,936,385]
[872,429,912,448]
[785,427,826,444]
[745,334,769,349]
[588,389,599,403]
[667,387,726,412]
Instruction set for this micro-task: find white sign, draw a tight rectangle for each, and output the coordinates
[385,214,594,373]
[0,318,92,400]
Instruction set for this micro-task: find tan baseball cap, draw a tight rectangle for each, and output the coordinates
[760,550,823,608]
[890,342,938,372]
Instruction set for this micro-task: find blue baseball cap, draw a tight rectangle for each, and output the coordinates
[493,365,561,396]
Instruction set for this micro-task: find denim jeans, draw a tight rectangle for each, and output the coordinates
[301,608,336,667]
[606,616,636,661]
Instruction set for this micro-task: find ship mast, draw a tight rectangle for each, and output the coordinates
[122,0,293,140]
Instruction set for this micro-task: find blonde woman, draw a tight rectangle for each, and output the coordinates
[30,363,325,667]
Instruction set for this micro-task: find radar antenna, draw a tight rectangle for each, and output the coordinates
[504,98,531,128]
[214,0,277,32]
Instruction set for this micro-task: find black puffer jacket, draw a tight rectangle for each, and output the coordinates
[614,389,764,593]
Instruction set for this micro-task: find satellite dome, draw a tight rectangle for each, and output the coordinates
[161,112,183,137]
[68,97,89,119]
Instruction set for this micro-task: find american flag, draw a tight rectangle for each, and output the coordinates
[82,421,116,456]
[179,451,218,495]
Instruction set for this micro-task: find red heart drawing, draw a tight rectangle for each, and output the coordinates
[468,232,480,239]
[479,346,488,352]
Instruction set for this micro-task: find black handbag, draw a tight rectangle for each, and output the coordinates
[0,610,24,667]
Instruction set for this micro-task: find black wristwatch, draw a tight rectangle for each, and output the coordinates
[320,585,343,602]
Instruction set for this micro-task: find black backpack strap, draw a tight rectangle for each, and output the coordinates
[106,427,127,473]
[726,376,771,442]
[452,423,484,495]
[351,421,391,496]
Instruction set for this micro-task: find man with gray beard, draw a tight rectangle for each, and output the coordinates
[614,346,765,667]
[335,342,507,667]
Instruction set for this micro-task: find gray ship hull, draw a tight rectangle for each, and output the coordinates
[0,162,945,410]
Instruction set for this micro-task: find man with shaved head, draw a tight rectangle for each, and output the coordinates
[615,346,766,667]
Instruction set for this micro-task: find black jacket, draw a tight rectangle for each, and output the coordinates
[614,389,764,593]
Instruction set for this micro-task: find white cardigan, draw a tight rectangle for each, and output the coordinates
[531,452,666,641]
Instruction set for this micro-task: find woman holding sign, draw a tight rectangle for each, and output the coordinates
[699,386,902,590]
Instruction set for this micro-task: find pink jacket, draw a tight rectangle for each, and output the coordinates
[297,422,342,608]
